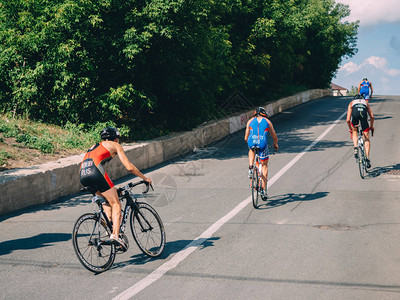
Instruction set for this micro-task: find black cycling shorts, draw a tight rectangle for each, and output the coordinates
[79,159,114,193]
[351,106,369,132]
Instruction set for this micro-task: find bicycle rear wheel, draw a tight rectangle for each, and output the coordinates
[358,145,366,179]
[251,169,260,208]
[72,213,116,273]
[130,202,166,257]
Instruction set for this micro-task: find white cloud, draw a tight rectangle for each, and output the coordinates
[339,56,400,77]
[338,0,400,26]
[387,68,400,77]
[366,56,388,69]
[339,61,360,74]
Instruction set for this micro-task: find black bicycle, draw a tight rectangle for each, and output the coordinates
[72,180,166,273]
[250,146,263,209]
[356,122,368,179]
[250,145,276,208]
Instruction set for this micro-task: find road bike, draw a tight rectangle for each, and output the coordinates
[356,122,369,179]
[250,146,263,208]
[72,180,166,273]
[250,145,277,208]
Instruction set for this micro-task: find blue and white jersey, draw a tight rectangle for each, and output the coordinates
[247,117,270,151]
[359,80,371,95]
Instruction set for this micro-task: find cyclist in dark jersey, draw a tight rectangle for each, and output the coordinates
[346,95,374,168]
[80,127,151,250]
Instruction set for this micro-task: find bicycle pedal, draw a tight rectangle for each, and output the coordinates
[116,234,129,252]
[116,245,127,253]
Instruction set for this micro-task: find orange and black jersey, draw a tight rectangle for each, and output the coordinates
[81,142,113,166]
[79,142,114,192]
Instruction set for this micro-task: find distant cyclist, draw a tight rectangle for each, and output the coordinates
[346,95,374,168]
[245,107,278,199]
[79,127,151,250]
[358,77,373,101]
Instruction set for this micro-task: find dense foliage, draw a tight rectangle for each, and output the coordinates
[0,0,358,139]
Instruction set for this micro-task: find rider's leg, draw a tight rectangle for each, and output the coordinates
[352,126,358,148]
[363,130,371,158]
[352,126,358,157]
[260,159,269,190]
[94,191,113,221]
[102,203,112,222]
[101,187,122,237]
[248,149,255,167]
[248,149,255,177]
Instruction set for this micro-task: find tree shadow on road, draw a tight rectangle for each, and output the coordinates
[0,233,71,256]
[111,237,220,270]
[256,191,329,210]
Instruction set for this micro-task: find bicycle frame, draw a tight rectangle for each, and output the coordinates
[357,127,364,151]
[119,191,155,234]
[253,148,262,179]
[73,180,165,273]
[90,186,153,236]
[252,145,274,186]
[356,122,368,178]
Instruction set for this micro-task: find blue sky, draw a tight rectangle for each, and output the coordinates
[333,0,400,95]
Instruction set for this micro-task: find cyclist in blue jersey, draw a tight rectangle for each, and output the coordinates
[358,77,373,101]
[245,107,278,199]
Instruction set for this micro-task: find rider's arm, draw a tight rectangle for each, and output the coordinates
[367,104,374,129]
[370,82,373,96]
[244,118,252,142]
[358,82,361,94]
[346,102,353,130]
[267,120,279,150]
[115,143,152,184]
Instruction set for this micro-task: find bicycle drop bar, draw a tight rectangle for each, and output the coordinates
[117,180,153,195]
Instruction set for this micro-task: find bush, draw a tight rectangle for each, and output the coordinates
[0,122,19,138]
[16,133,55,153]
[0,150,12,165]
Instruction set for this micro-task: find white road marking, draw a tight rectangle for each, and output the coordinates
[113,111,347,300]
[277,219,289,225]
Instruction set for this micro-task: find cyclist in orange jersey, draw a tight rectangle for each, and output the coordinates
[80,127,151,250]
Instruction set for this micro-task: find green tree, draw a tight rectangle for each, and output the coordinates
[300,0,359,88]
[348,85,358,96]
[0,0,358,139]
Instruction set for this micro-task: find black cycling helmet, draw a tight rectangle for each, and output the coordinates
[362,77,368,81]
[254,106,268,118]
[100,127,120,141]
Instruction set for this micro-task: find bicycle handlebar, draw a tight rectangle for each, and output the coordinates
[268,144,278,154]
[251,145,278,154]
[119,180,153,194]
[81,180,153,196]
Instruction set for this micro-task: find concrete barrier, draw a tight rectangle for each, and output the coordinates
[0,88,331,215]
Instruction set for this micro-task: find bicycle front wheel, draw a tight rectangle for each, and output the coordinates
[130,202,166,257]
[358,146,366,179]
[252,169,260,208]
[72,213,116,273]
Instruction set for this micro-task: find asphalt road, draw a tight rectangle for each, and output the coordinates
[1,95,400,300]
